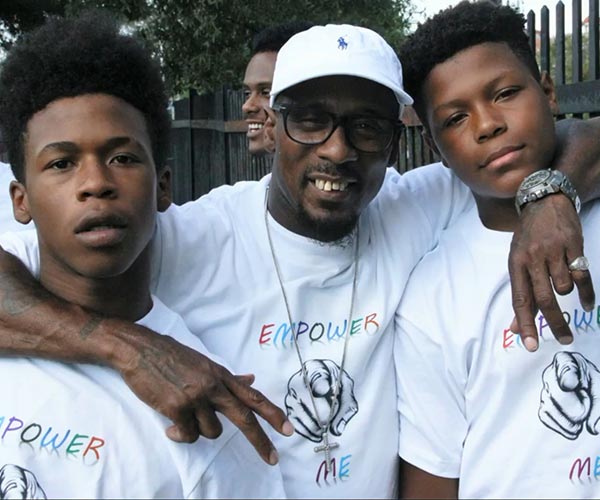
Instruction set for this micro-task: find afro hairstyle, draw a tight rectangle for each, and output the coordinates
[251,20,314,55]
[0,10,171,182]
[399,1,541,122]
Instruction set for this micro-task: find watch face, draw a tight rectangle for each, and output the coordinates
[520,169,552,189]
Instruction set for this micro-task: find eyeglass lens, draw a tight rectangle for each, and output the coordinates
[283,107,396,153]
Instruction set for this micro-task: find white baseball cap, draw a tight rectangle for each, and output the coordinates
[269,24,413,116]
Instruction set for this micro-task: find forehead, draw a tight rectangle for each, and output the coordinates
[243,51,278,86]
[279,75,398,116]
[424,42,535,108]
[25,94,150,153]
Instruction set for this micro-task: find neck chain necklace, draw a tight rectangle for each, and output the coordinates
[264,187,360,472]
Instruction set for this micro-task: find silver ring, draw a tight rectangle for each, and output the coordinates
[568,256,590,272]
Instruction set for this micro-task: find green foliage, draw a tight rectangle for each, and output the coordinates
[65,0,150,20]
[138,0,413,95]
[0,0,413,95]
[0,0,64,51]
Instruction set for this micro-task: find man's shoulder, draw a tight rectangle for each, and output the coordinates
[388,162,451,188]
[372,163,464,210]
[179,176,268,215]
[156,176,268,240]
[400,206,507,315]
[0,229,40,276]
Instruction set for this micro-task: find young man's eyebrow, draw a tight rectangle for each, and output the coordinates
[243,80,272,88]
[38,141,80,155]
[432,99,465,116]
[38,137,147,156]
[102,136,145,152]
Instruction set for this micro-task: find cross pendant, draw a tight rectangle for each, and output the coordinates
[314,427,339,472]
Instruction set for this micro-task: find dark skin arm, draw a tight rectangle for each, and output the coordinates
[400,460,458,500]
[0,248,292,465]
[509,117,600,351]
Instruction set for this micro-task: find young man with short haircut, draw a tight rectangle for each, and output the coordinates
[396,2,600,498]
[242,21,313,156]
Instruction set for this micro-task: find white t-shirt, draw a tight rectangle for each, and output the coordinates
[0,162,31,233]
[2,164,472,498]
[0,234,285,499]
[396,201,600,499]
[148,165,472,498]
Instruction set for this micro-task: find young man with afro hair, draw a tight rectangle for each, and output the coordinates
[0,11,285,498]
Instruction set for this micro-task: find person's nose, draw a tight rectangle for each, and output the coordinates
[76,159,117,202]
[315,124,359,165]
[474,105,507,143]
[242,91,261,116]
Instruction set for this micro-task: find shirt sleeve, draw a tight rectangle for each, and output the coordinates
[150,185,237,304]
[188,430,287,499]
[0,229,40,277]
[395,276,468,478]
[399,162,474,237]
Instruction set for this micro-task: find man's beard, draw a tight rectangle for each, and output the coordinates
[296,203,357,247]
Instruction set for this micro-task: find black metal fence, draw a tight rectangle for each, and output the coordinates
[169,0,600,203]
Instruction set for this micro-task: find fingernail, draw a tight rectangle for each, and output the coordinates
[584,303,595,312]
[269,449,279,465]
[559,335,574,345]
[524,337,538,352]
[282,420,295,436]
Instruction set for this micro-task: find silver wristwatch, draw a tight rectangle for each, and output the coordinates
[515,169,581,215]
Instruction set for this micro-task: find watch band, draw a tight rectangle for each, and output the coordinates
[515,169,581,215]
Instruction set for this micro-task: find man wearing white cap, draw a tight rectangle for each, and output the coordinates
[0,23,599,498]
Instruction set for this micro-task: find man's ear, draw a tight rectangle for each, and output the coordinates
[540,71,559,115]
[9,180,32,224]
[421,128,449,168]
[156,166,172,212]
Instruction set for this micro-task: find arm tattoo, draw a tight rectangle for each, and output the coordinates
[138,343,186,391]
[79,313,104,340]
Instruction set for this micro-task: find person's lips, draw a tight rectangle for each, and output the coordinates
[482,145,525,169]
[246,120,265,138]
[74,213,128,247]
[307,173,357,194]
